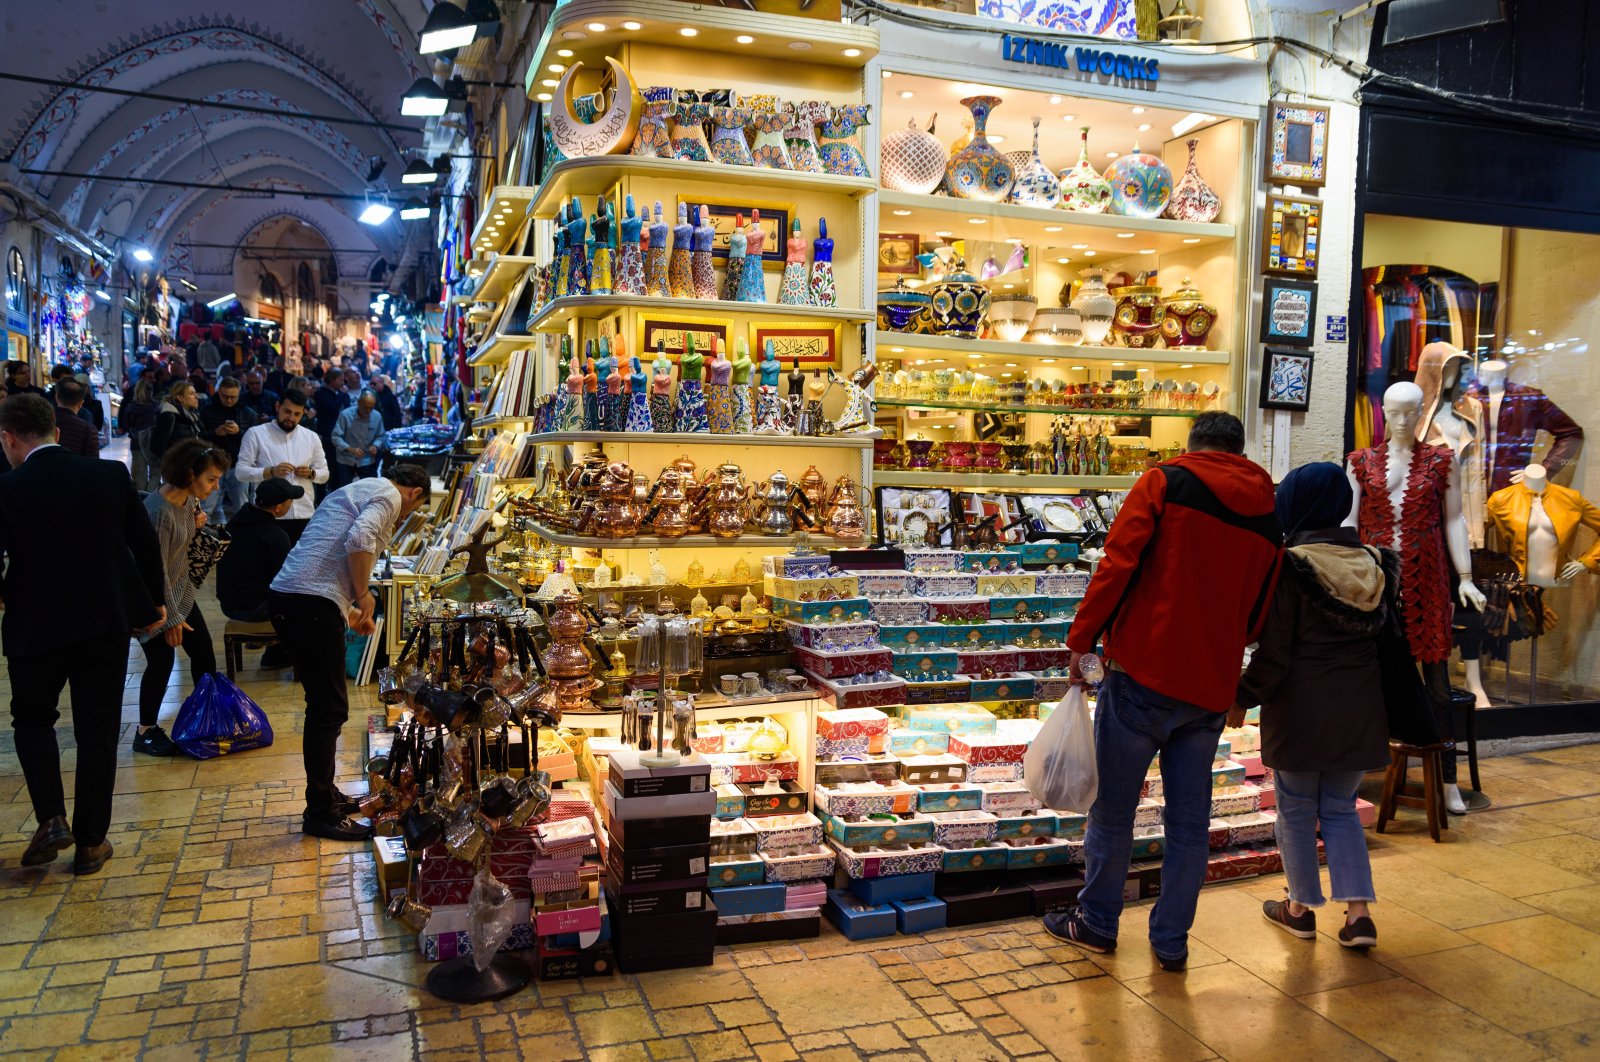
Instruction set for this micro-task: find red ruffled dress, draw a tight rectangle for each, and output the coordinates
[1348,444,1455,663]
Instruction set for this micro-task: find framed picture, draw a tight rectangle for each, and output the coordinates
[1264,101,1329,188]
[878,232,921,275]
[676,198,791,268]
[1262,194,1322,277]
[1259,278,1317,347]
[1259,347,1314,412]
[639,314,732,359]
[748,321,843,368]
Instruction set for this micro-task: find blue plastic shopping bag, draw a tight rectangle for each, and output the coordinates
[172,673,275,759]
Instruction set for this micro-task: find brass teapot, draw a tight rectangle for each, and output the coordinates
[649,467,694,538]
[704,461,749,539]
[593,461,641,539]
[824,474,867,542]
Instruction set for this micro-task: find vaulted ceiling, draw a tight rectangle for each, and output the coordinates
[0,0,449,289]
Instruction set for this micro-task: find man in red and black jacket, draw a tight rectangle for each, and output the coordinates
[1046,412,1282,971]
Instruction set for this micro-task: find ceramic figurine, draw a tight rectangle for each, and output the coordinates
[564,197,590,296]
[650,340,674,430]
[606,337,629,431]
[1010,116,1062,208]
[582,349,600,430]
[595,339,617,429]
[615,194,644,295]
[1104,143,1173,218]
[705,340,735,434]
[626,354,652,432]
[817,103,872,178]
[631,86,674,157]
[830,363,879,435]
[559,345,584,431]
[746,94,793,169]
[722,212,748,302]
[553,201,571,299]
[809,218,836,308]
[1058,127,1112,214]
[669,90,712,161]
[778,217,813,306]
[734,210,767,303]
[708,99,753,166]
[947,96,1014,202]
[1164,138,1221,223]
[645,201,670,297]
[785,101,830,174]
[880,114,947,194]
[784,359,806,433]
[590,198,615,295]
[668,202,694,298]
[755,340,783,434]
[674,335,710,433]
[691,205,717,300]
[731,338,754,434]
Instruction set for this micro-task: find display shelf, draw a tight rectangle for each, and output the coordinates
[467,333,538,367]
[875,396,1213,418]
[877,190,1235,256]
[473,414,536,430]
[874,331,1231,366]
[531,294,874,332]
[464,257,489,277]
[526,518,841,550]
[523,430,874,449]
[469,186,537,258]
[473,254,537,305]
[449,294,477,306]
[530,157,876,220]
[873,469,1138,490]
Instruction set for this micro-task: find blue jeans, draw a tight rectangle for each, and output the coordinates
[203,467,248,521]
[1078,670,1227,959]
[1273,769,1375,907]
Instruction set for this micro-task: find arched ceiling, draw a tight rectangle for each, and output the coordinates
[0,1,452,290]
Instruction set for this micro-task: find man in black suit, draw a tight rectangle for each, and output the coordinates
[51,379,100,459]
[0,394,166,874]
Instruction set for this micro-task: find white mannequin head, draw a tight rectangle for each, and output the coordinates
[1479,359,1508,391]
[1523,463,1548,493]
[1382,381,1424,444]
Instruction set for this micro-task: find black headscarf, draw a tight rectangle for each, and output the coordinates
[1275,461,1353,540]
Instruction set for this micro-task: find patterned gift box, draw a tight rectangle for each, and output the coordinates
[764,553,833,578]
[877,624,946,650]
[955,650,1025,678]
[414,851,476,883]
[1131,827,1165,862]
[989,596,1051,622]
[1213,760,1248,789]
[1207,819,1232,850]
[816,674,908,711]
[1228,724,1262,755]
[968,762,1025,784]
[927,598,990,623]
[795,646,893,679]
[815,783,896,818]
[1015,648,1072,673]
[1004,621,1068,648]
[926,810,999,846]
[976,573,1037,597]
[707,755,800,787]
[1052,811,1087,839]
[1211,784,1262,817]
[856,571,916,597]
[764,574,860,601]
[904,703,997,736]
[891,650,959,679]
[822,811,935,848]
[941,842,1010,873]
[996,812,1056,840]
[1035,675,1076,702]
[938,622,1016,650]
[1004,837,1079,870]
[1015,541,1081,566]
[715,784,746,820]
[905,679,972,704]
[817,708,892,741]
[917,784,984,814]
[912,572,980,599]
[887,730,950,756]
[979,782,1038,815]
[749,812,824,852]
[1134,799,1164,828]
[815,759,902,787]
[905,549,961,572]
[829,839,945,878]
[1222,811,1277,846]
[419,920,535,962]
[948,734,1029,766]
[1215,738,1232,762]
[816,735,871,760]
[871,599,930,624]
[958,551,1014,572]
[761,844,836,883]
[769,596,873,624]
[897,755,968,785]
[967,675,1037,702]
[1034,571,1092,597]
[783,619,880,650]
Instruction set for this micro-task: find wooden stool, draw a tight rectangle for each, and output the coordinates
[223,619,280,680]
[1376,740,1455,842]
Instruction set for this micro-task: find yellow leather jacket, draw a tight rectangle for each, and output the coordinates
[1486,482,1600,576]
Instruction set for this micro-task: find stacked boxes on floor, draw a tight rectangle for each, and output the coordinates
[602,750,717,973]
[530,804,611,979]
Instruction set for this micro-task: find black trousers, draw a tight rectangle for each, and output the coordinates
[138,606,216,728]
[269,591,348,815]
[8,633,130,846]
[279,518,308,547]
[221,601,272,623]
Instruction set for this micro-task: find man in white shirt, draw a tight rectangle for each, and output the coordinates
[269,465,431,841]
[235,388,328,544]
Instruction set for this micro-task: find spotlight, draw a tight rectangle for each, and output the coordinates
[400,77,449,117]
[132,247,154,263]
[418,2,475,53]
[402,159,439,185]
[399,200,431,220]
[359,201,395,225]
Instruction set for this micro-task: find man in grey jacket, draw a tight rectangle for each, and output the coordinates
[330,390,385,491]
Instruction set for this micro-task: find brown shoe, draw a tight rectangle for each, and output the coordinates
[21,816,74,866]
[72,841,113,876]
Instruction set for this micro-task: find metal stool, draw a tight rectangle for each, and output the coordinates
[1376,740,1454,842]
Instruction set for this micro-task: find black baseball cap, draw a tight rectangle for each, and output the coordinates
[255,479,306,507]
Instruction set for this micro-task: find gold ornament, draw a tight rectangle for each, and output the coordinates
[549,57,642,158]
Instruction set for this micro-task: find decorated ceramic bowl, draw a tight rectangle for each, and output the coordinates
[1023,306,1084,346]
[986,293,1038,342]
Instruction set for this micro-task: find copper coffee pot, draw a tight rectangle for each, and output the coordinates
[824,474,867,542]
[649,467,693,538]
[594,461,641,538]
[704,461,750,539]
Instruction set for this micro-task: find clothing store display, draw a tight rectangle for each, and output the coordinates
[1486,480,1600,580]
[1465,381,1584,494]
[1414,343,1487,547]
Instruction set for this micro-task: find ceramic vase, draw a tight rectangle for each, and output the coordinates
[817,104,872,178]
[1112,280,1166,348]
[1164,138,1221,223]
[785,101,831,174]
[987,293,1038,342]
[1023,306,1084,346]
[1009,117,1062,209]
[1071,269,1116,346]
[929,258,992,339]
[881,115,948,194]
[1104,143,1173,218]
[746,94,794,170]
[946,96,1015,202]
[1159,278,1218,348]
[1057,127,1112,214]
[668,92,713,162]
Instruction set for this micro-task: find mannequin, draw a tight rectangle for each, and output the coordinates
[778,217,813,306]
[1348,382,1485,814]
[722,212,748,303]
[668,203,695,299]
[755,340,783,434]
[704,339,735,433]
[731,338,755,434]
[615,194,645,296]
[691,206,717,301]
[1487,463,1600,588]
[735,210,767,303]
[1468,359,1584,494]
[645,201,671,298]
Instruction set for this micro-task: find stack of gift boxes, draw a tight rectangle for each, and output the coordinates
[602,750,718,972]
[530,807,613,979]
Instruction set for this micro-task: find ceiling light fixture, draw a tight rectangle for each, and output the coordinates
[418,1,475,53]
[679,26,698,36]
[399,77,450,117]
[402,159,438,184]
[1130,106,1146,114]
[1137,123,1151,132]
[1060,113,1076,122]
[1106,151,1119,159]
[1182,237,1202,244]
[1170,112,1212,137]
[892,209,912,216]
[622,20,642,30]
[899,90,914,99]
[843,47,862,57]
[1116,232,1134,238]
[557,48,574,57]
[1048,94,1063,104]
[358,200,395,225]
[788,40,811,49]
[400,200,431,220]
[535,92,552,102]
[132,247,155,263]
[735,34,755,43]
[585,22,607,32]
[882,70,894,79]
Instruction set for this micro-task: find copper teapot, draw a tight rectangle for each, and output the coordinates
[704,461,749,539]
[824,474,867,542]
[593,461,641,539]
[650,467,693,538]
[797,464,827,516]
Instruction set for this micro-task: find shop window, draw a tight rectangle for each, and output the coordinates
[6,246,28,328]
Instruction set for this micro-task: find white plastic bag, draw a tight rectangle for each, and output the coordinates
[1023,685,1098,812]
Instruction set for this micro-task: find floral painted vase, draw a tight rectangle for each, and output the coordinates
[668,91,713,162]
[1009,117,1062,209]
[1071,268,1117,346]
[785,101,832,174]
[1057,127,1112,214]
[630,87,674,157]
[881,115,947,194]
[746,94,794,170]
[1163,138,1221,223]
[708,103,754,166]
[818,104,872,178]
[1104,143,1173,218]
[946,96,1014,202]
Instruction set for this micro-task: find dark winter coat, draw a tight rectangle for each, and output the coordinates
[1236,526,1395,773]
[215,504,293,618]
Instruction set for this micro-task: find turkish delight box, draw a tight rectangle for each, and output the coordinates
[917,784,984,814]
[903,702,997,736]
[941,842,1010,873]
[822,811,936,848]
[926,810,999,846]
[995,812,1056,840]
[828,840,945,879]
[794,645,894,679]
[948,734,1030,766]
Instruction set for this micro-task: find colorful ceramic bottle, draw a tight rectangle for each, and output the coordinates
[1104,143,1173,218]
[645,201,670,297]
[674,335,710,433]
[553,201,571,299]
[605,338,629,430]
[668,202,694,299]
[880,115,947,194]
[734,210,767,303]
[631,87,673,157]
[691,205,717,300]
[1057,127,1112,214]
[590,198,615,296]
[817,104,872,178]
[722,213,747,302]
[564,197,589,296]
[705,340,734,434]
[946,96,1014,202]
[615,194,644,295]
[755,341,783,434]
[649,341,674,430]
[668,91,712,161]
[731,339,755,434]
[778,217,813,307]
[626,355,653,432]
[747,95,794,170]
[1009,116,1061,209]
[560,352,585,431]
[809,218,836,308]
[1164,138,1221,223]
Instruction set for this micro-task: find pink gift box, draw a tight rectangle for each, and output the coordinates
[534,902,602,936]
[955,650,1023,676]
[947,734,1029,765]
[795,646,894,679]
[816,675,907,711]
[817,707,891,741]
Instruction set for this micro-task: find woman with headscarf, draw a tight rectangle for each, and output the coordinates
[1232,461,1394,951]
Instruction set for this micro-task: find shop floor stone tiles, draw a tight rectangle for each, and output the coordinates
[9,579,1600,1057]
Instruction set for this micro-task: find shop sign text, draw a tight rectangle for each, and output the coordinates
[1001,35,1160,86]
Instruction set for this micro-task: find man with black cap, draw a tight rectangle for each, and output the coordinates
[216,476,304,639]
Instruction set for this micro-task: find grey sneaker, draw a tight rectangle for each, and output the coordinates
[1263,897,1316,939]
[1339,916,1377,949]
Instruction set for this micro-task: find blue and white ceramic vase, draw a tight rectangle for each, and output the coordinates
[1009,117,1061,209]
[1104,143,1173,218]
[946,96,1015,202]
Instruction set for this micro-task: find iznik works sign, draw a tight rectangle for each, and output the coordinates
[1001,34,1160,85]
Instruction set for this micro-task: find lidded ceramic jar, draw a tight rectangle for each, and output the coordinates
[1070,269,1117,346]
[929,257,992,340]
[877,277,932,333]
[1159,278,1218,349]
[1112,277,1167,349]
[1024,306,1084,346]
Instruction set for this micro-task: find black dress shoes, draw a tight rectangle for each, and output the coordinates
[73,841,113,875]
[21,816,74,866]
[302,812,373,842]
[329,788,361,816]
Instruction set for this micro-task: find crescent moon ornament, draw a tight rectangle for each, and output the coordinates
[549,57,642,158]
